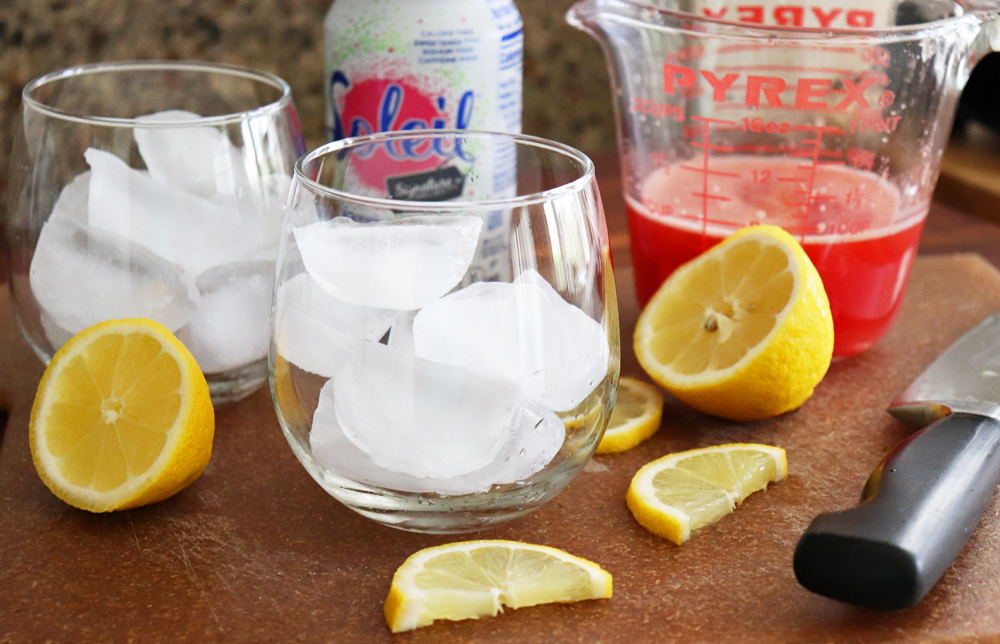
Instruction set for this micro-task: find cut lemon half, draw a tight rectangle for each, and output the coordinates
[634,225,833,422]
[30,318,214,512]
[626,443,787,544]
[596,377,663,454]
[384,540,612,633]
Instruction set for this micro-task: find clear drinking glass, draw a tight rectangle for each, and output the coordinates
[4,61,305,404]
[271,130,620,533]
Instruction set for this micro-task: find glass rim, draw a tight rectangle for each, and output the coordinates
[293,130,597,212]
[21,60,294,127]
[570,0,990,40]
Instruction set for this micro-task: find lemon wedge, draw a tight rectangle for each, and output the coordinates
[634,224,833,421]
[30,318,214,512]
[595,377,663,454]
[627,443,787,544]
[384,540,612,633]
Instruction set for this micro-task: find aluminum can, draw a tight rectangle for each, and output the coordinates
[324,0,523,280]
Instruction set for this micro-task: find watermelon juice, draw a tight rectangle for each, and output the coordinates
[626,156,928,357]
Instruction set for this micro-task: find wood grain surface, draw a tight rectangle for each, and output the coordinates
[4,249,1000,642]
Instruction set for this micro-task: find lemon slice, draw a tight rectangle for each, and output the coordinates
[595,377,663,454]
[627,443,787,544]
[634,224,833,422]
[384,540,613,633]
[30,318,214,512]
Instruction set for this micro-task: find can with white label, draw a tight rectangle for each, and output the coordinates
[324,0,523,280]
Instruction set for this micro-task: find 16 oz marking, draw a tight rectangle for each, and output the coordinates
[742,117,791,133]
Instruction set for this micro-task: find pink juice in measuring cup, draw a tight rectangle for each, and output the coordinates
[626,156,927,357]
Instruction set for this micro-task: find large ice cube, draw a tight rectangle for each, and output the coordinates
[292,215,483,310]
[208,171,291,259]
[412,270,610,412]
[134,110,250,199]
[181,260,274,374]
[273,272,398,377]
[85,148,258,275]
[310,383,419,491]
[331,338,516,479]
[386,310,416,352]
[309,379,564,494]
[39,309,75,350]
[29,216,200,334]
[51,171,91,224]
[453,399,564,489]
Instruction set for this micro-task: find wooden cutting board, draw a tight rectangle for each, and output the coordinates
[3,254,1000,643]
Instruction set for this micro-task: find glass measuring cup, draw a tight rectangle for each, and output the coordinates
[568,0,1000,356]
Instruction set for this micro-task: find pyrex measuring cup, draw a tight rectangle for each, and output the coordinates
[568,0,1000,356]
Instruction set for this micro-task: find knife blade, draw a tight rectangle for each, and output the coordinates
[793,309,1000,610]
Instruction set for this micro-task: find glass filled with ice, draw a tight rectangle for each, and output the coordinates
[271,130,619,533]
[4,61,304,403]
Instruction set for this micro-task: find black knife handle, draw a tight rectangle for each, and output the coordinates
[793,412,1000,610]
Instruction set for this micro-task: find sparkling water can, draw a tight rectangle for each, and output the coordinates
[324,0,523,281]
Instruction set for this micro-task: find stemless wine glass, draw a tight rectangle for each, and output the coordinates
[4,61,305,404]
[271,130,620,533]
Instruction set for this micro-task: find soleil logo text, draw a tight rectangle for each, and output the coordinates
[329,72,475,160]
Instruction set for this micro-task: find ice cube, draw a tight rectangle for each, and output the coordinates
[309,379,564,495]
[387,310,416,352]
[331,338,515,479]
[446,398,564,491]
[51,171,91,224]
[181,260,274,374]
[292,214,483,310]
[412,269,610,412]
[39,309,75,350]
[29,216,200,334]
[134,110,250,199]
[310,379,438,493]
[85,147,257,275]
[208,171,291,258]
[273,272,398,377]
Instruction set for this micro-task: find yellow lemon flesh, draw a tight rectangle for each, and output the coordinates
[627,443,787,544]
[384,540,613,633]
[634,224,833,421]
[595,377,664,454]
[30,318,214,512]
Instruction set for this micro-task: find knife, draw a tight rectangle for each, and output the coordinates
[793,309,1000,610]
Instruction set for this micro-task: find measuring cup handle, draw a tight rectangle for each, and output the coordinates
[793,412,1000,610]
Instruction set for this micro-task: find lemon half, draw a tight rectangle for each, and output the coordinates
[634,225,833,421]
[30,318,214,512]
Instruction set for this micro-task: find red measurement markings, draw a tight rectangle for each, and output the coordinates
[713,65,859,77]
[717,44,857,56]
[777,125,845,239]
[680,116,739,243]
